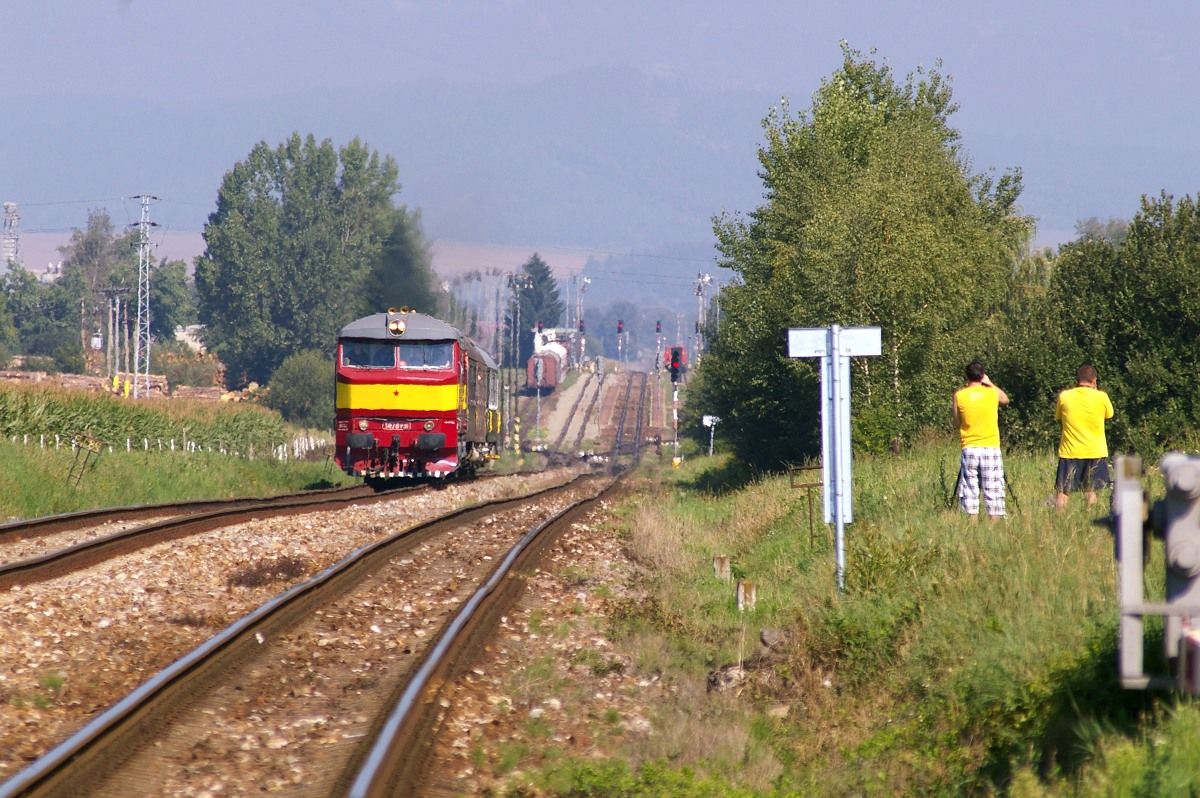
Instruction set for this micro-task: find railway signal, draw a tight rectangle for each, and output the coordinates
[669,346,683,383]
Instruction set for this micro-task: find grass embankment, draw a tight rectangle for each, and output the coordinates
[0,384,353,520]
[532,440,1199,797]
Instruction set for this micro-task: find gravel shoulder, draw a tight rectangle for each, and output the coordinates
[423,493,669,795]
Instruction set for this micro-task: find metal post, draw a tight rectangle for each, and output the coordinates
[131,194,158,398]
[1115,455,1148,688]
[534,357,543,443]
[788,325,881,593]
[829,325,846,591]
[695,273,709,366]
[672,386,680,465]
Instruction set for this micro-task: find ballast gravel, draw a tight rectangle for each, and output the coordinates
[0,469,575,781]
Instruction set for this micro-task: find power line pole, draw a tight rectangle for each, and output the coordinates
[2,202,20,270]
[131,195,158,398]
[694,272,712,366]
[100,287,130,385]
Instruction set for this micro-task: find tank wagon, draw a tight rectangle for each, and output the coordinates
[335,308,500,481]
[525,327,576,395]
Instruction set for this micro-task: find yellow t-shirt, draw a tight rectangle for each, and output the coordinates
[955,384,1001,448]
[1056,386,1114,459]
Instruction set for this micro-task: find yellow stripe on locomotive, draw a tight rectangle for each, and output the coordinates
[335,381,459,412]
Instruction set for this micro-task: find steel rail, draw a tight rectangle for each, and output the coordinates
[0,474,592,798]
[609,371,635,461]
[629,371,648,466]
[0,484,375,545]
[570,372,605,456]
[347,474,616,798]
[0,485,413,591]
[547,371,594,455]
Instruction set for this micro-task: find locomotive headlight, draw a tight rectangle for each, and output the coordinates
[357,419,369,431]
[423,420,435,431]
[387,318,406,336]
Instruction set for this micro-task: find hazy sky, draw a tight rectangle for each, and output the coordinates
[5,0,1200,252]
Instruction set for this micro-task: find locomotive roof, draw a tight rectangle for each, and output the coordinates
[339,312,459,340]
[338,312,498,369]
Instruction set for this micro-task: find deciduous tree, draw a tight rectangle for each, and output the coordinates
[359,207,444,317]
[1049,194,1200,450]
[149,259,197,342]
[196,133,400,386]
[694,45,1031,468]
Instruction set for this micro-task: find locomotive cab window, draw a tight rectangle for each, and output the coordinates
[342,341,396,368]
[398,342,454,369]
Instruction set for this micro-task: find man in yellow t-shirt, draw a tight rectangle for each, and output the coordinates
[1055,364,1114,510]
[952,360,1010,519]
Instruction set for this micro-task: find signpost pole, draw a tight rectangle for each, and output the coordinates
[788,325,881,591]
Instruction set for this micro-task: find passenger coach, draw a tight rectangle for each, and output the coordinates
[334,308,500,481]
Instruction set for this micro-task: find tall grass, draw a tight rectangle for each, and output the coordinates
[0,384,352,520]
[0,383,288,456]
[539,439,1196,796]
[0,437,353,520]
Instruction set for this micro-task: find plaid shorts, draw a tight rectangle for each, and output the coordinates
[959,447,1006,517]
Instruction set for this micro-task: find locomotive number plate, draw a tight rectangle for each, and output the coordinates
[382,421,410,431]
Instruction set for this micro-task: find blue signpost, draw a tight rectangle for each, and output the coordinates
[787,325,881,591]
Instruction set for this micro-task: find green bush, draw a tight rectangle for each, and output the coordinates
[265,349,334,429]
[155,339,222,388]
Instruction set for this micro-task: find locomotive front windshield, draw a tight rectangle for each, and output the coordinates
[398,341,453,368]
[341,340,454,370]
[342,340,396,368]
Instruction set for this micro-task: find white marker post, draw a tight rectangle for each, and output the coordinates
[702,414,721,456]
[787,325,881,591]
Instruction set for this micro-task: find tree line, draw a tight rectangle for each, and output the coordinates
[687,44,1200,471]
[0,131,567,429]
[10,46,1195,453]
[0,212,194,375]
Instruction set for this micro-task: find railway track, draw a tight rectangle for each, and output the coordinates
[0,485,411,591]
[0,472,613,798]
[0,485,375,547]
[546,372,594,455]
[609,371,648,465]
[570,371,605,456]
[543,372,605,468]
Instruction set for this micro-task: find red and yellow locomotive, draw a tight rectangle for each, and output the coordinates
[334,308,500,481]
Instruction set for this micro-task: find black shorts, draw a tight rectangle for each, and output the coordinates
[1056,458,1111,494]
